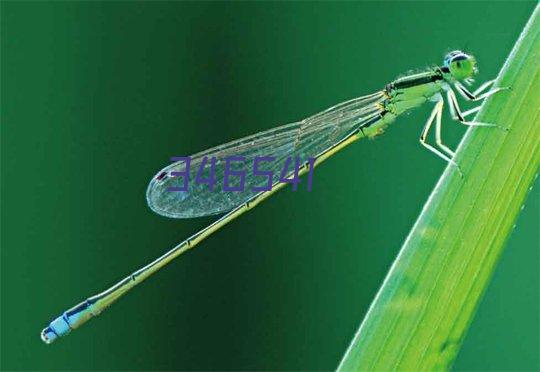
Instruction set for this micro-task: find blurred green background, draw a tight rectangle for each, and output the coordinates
[1,1,538,370]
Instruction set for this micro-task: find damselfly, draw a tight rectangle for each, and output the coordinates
[41,50,506,343]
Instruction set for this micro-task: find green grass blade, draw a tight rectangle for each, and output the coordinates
[338,6,540,371]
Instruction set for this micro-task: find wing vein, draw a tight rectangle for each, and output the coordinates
[147,91,385,218]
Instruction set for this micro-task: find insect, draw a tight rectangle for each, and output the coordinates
[41,50,506,343]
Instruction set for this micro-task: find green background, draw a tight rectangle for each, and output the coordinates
[1,1,538,370]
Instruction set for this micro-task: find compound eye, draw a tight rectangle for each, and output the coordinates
[444,50,463,66]
[448,54,476,80]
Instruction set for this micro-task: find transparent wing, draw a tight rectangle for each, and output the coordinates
[147,91,385,218]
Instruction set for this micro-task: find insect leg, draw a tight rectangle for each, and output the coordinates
[454,80,509,101]
[419,99,462,175]
[434,99,455,158]
[461,105,482,118]
[446,89,498,127]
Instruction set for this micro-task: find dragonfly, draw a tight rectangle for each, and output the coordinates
[41,50,506,343]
